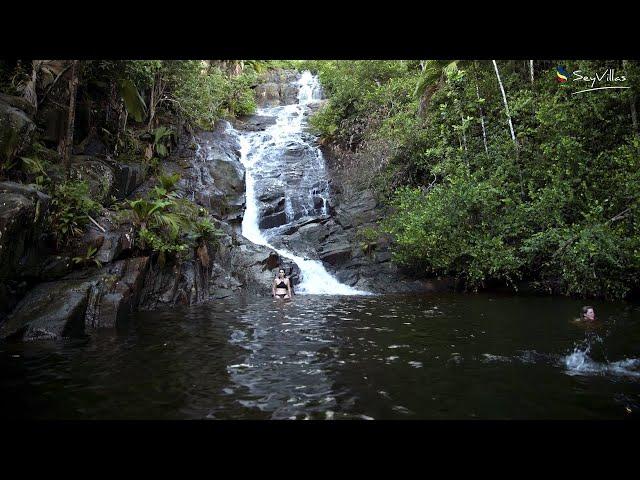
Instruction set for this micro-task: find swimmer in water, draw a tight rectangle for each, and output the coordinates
[582,306,596,322]
[272,268,292,300]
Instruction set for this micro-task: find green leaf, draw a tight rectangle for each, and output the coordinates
[118,78,147,123]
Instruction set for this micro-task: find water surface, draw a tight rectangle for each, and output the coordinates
[2,293,639,419]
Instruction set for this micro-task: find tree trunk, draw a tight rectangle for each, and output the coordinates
[62,60,79,177]
[148,76,156,130]
[473,63,489,155]
[492,60,518,148]
[630,93,638,136]
[492,60,524,197]
[460,112,467,151]
[529,60,534,86]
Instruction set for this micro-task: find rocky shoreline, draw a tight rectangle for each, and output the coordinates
[0,69,445,342]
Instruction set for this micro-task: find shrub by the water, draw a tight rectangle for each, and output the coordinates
[306,60,640,299]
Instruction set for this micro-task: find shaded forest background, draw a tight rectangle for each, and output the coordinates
[1,59,638,300]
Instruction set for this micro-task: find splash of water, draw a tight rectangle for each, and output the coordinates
[564,341,640,378]
[233,71,370,295]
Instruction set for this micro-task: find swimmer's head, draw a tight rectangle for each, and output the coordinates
[582,306,595,321]
[278,268,286,278]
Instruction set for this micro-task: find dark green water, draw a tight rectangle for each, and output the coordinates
[1,293,639,419]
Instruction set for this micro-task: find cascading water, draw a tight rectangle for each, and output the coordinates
[233,71,369,295]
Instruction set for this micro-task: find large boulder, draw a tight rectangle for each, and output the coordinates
[85,257,150,329]
[0,182,52,281]
[0,97,36,162]
[182,126,246,225]
[74,209,134,264]
[254,69,301,107]
[233,115,277,132]
[0,256,152,341]
[70,156,115,204]
[0,278,94,341]
[213,232,282,295]
[103,158,145,200]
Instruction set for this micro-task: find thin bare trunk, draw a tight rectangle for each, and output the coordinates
[148,77,156,130]
[460,112,467,151]
[493,60,524,197]
[62,60,79,176]
[475,81,489,155]
[492,60,518,147]
[473,62,489,155]
[631,93,638,136]
[529,60,534,85]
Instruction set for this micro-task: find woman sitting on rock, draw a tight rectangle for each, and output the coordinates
[272,268,292,300]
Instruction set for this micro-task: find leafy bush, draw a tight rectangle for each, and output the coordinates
[49,181,101,248]
[310,59,640,299]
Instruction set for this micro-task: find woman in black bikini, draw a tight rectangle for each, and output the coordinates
[272,268,292,300]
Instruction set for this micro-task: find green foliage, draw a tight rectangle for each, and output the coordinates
[72,245,102,268]
[158,171,180,192]
[120,173,224,260]
[49,181,101,248]
[356,226,380,256]
[20,156,49,186]
[152,126,174,158]
[118,78,147,122]
[311,59,640,299]
[166,60,257,128]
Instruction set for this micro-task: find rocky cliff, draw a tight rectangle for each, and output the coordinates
[0,68,443,342]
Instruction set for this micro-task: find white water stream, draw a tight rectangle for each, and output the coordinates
[232,71,369,295]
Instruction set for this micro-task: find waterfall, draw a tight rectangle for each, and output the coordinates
[232,71,369,295]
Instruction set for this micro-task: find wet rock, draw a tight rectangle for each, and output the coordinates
[281,83,300,105]
[259,210,287,229]
[254,69,301,107]
[0,182,52,282]
[0,98,36,162]
[85,257,150,329]
[255,82,281,107]
[75,210,134,264]
[0,278,94,341]
[319,244,352,266]
[183,128,246,225]
[219,237,282,295]
[0,256,153,340]
[103,159,144,200]
[70,156,115,204]
[233,115,276,132]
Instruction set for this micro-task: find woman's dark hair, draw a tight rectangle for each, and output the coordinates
[278,268,285,273]
[582,306,594,317]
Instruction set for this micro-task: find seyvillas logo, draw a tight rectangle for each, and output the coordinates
[556,66,569,83]
[556,66,629,95]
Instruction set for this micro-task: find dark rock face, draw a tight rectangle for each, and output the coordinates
[75,209,135,264]
[69,156,144,205]
[174,123,246,227]
[0,97,36,162]
[254,70,301,107]
[0,278,93,341]
[85,257,150,329]
[233,115,277,132]
[0,182,53,317]
[267,185,447,294]
[0,256,151,341]
[70,156,116,204]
